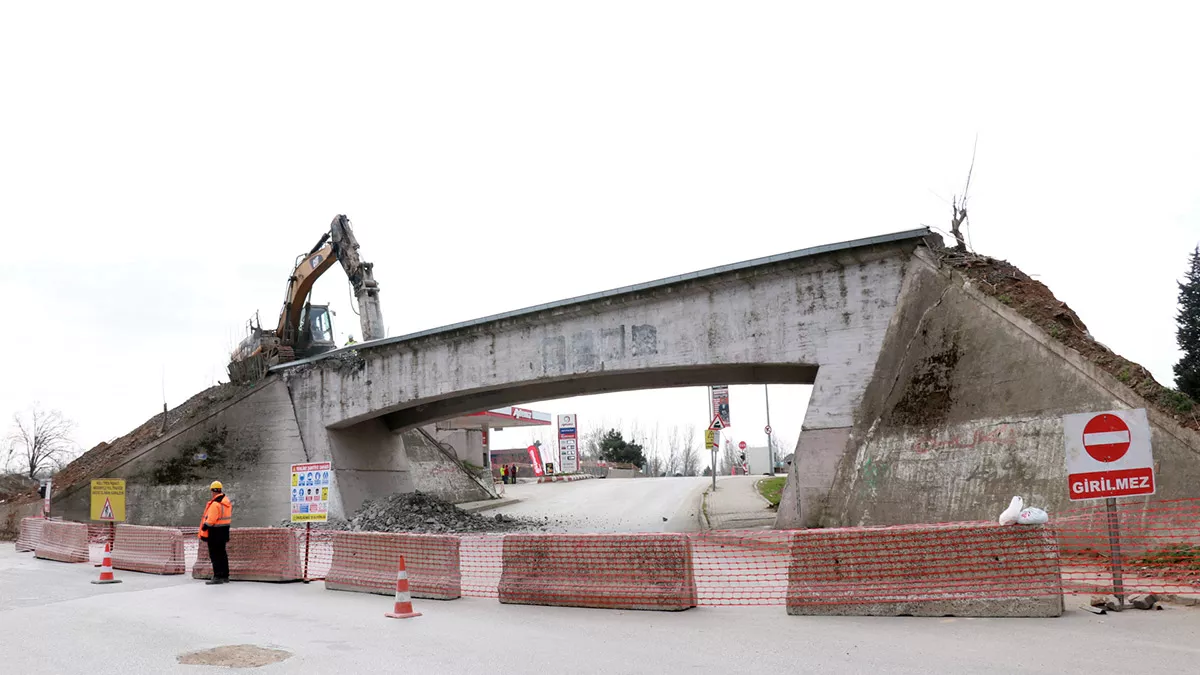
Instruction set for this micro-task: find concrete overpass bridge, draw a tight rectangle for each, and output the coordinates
[31,227,1199,530]
[276,222,1200,530]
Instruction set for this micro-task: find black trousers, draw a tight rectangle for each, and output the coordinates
[206,527,230,579]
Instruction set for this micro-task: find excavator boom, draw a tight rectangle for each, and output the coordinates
[229,214,385,382]
[329,215,385,341]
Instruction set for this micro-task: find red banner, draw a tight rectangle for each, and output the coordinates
[527,445,545,477]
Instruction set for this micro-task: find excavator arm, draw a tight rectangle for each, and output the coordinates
[329,214,385,341]
[275,237,337,339]
[273,214,384,344]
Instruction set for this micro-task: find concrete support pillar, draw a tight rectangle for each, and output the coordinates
[481,426,490,469]
[775,366,856,529]
[326,419,415,519]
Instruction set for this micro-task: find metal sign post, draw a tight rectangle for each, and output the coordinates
[1105,497,1125,608]
[1063,408,1154,610]
[705,428,720,491]
[291,462,332,582]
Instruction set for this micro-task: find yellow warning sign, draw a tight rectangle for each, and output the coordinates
[90,479,126,522]
[705,429,720,450]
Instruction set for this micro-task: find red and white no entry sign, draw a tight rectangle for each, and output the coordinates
[738,441,747,450]
[1082,413,1131,463]
[1063,408,1154,501]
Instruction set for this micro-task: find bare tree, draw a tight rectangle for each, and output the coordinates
[949,137,978,253]
[580,417,619,461]
[680,424,700,476]
[719,439,738,475]
[6,405,78,479]
[664,426,682,476]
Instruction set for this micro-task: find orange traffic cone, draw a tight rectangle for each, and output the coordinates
[92,543,122,585]
[384,555,421,619]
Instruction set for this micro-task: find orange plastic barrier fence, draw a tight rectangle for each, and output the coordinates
[499,533,697,611]
[1055,498,1200,598]
[193,527,303,582]
[325,531,462,600]
[11,498,1200,609]
[112,524,186,575]
[34,520,89,563]
[786,522,1063,617]
[15,517,44,553]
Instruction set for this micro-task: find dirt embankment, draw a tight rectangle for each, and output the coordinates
[937,246,1197,432]
[2,383,251,505]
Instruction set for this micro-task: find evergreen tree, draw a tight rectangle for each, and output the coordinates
[597,429,647,467]
[1176,246,1200,399]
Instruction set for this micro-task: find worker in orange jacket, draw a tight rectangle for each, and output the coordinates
[199,480,233,585]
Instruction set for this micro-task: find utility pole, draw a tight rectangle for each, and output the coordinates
[764,384,774,475]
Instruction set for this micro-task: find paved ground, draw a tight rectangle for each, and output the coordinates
[482,476,709,532]
[704,475,778,529]
[4,548,1200,674]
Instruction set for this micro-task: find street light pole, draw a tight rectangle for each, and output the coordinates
[764,384,773,475]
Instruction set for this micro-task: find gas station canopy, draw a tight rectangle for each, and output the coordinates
[439,406,553,430]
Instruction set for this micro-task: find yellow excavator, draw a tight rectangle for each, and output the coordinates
[228,215,384,382]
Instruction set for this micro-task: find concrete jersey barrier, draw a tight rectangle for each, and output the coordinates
[193,527,303,582]
[15,517,45,552]
[786,522,1064,617]
[112,524,186,575]
[500,533,697,611]
[325,531,462,600]
[34,520,89,564]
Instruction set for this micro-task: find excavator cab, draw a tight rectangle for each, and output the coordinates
[295,303,336,359]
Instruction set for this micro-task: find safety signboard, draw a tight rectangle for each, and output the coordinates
[291,462,333,522]
[90,479,126,522]
[709,385,730,428]
[558,413,579,473]
[1063,408,1155,501]
[705,429,720,450]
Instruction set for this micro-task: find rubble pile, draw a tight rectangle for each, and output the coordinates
[289,491,543,534]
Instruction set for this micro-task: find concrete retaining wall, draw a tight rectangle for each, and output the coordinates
[325,531,461,600]
[786,522,1063,617]
[48,378,308,527]
[787,249,1200,529]
[34,521,89,563]
[112,524,185,575]
[402,429,493,505]
[499,533,697,611]
[193,527,303,582]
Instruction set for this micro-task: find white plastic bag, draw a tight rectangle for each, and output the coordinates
[1017,507,1049,525]
[998,496,1024,525]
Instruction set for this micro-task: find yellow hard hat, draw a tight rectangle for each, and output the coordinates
[209,481,223,490]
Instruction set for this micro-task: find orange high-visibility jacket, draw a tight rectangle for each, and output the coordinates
[198,494,232,539]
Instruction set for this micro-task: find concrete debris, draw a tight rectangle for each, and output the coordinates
[284,491,543,534]
[1129,594,1161,610]
[1087,594,1163,613]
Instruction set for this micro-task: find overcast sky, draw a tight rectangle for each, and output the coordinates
[2,3,1197,469]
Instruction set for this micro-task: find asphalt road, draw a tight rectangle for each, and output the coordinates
[488,476,710,532]
[4,548,1200,674]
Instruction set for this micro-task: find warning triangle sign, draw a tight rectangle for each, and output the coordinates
[708,415,726,431]
[100,497,114,521]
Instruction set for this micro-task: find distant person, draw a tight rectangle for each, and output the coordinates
[199,480,233,585]
[509,464,518,482]
[499,464,507,484]
[345,335,357,346]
